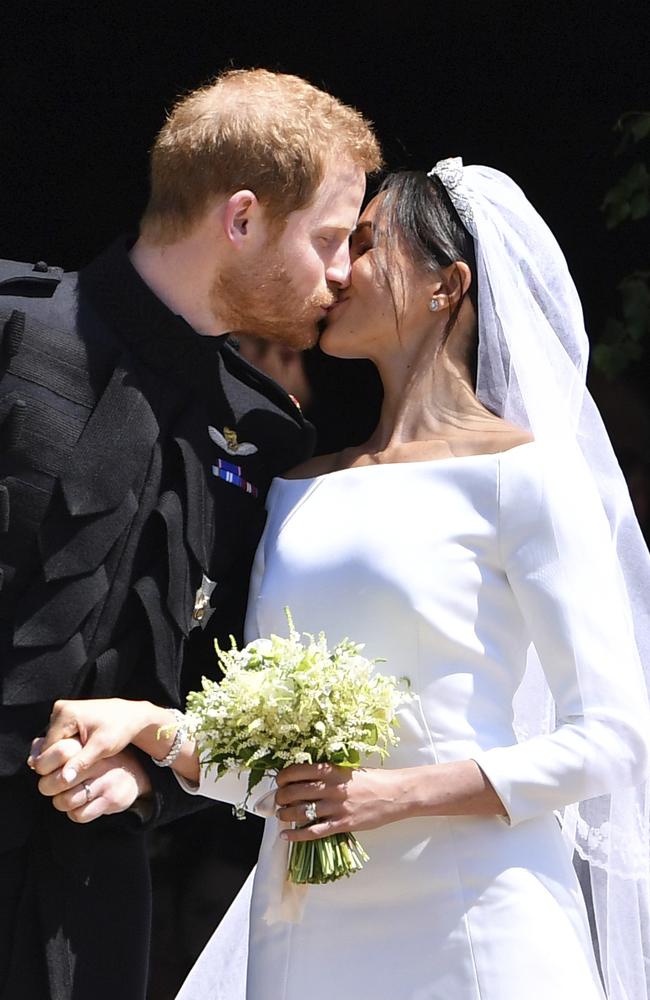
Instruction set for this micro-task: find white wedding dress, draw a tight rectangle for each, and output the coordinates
[176,441,647,1000]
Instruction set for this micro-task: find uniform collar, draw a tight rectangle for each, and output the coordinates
[79,237,231,384]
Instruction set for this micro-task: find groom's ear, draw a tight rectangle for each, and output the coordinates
[221,190,263,249]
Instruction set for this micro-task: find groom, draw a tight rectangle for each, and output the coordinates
[0,67,380,1000]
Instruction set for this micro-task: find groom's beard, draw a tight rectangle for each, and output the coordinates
[212,249,335,351]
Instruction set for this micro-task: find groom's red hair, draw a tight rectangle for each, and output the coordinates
[140,68,382,243]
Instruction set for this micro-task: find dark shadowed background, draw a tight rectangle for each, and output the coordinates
[1,2,648,995]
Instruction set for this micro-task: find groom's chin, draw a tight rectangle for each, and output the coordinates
[261,322,320,353]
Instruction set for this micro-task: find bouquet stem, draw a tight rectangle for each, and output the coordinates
[287,832,369,884]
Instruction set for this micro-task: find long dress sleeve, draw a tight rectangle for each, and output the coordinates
[472,444,650,827]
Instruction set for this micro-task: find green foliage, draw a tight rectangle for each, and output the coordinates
[593,271,650,376]
[595,113,650,378]
[613,111,650,152]
[602,161,650,229]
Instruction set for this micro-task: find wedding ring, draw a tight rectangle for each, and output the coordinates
[82,781,92,804]
[304,801,317,823]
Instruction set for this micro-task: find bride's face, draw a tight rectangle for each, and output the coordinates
[318,196,434,360]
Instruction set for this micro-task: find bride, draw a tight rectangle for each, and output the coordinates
[32,159,650,999]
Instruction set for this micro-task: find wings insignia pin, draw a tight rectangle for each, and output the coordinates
[208,425,258,456]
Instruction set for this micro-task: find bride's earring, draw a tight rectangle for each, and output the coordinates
[428,297,440,312]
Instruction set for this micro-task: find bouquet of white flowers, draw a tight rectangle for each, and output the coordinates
[184,610,407,885]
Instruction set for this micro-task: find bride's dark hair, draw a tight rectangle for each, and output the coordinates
[372,170,478,347]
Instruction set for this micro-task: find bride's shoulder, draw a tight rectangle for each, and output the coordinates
[483,419,535,456]
[281,452,341,481]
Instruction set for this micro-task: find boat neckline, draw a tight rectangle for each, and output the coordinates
[275,439,537,485]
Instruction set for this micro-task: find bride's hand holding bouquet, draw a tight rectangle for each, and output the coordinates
[185,610,408,884]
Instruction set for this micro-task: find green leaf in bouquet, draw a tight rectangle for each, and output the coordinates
[363,723,378,744]
[247,766,267,794]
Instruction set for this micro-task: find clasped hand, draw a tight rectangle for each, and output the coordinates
[28,698,154,823]
[30,738,151,823]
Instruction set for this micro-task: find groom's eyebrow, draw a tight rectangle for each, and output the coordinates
[319,224,358,237]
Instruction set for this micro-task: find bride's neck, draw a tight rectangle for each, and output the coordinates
[367,331,491,454]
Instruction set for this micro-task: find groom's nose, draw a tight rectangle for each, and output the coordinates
[325,242,352,289]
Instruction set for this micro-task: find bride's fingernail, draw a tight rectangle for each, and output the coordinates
[280,831,289,840]
[62,766,77,783]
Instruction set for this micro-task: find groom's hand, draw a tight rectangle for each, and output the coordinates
[31,697,150,782]
[31,737,152,823]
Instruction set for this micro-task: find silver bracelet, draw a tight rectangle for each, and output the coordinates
[151,708,188,768]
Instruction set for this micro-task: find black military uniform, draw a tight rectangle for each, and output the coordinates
[0,239,314,1000]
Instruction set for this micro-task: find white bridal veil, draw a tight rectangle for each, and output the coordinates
[428,157,650,1000]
